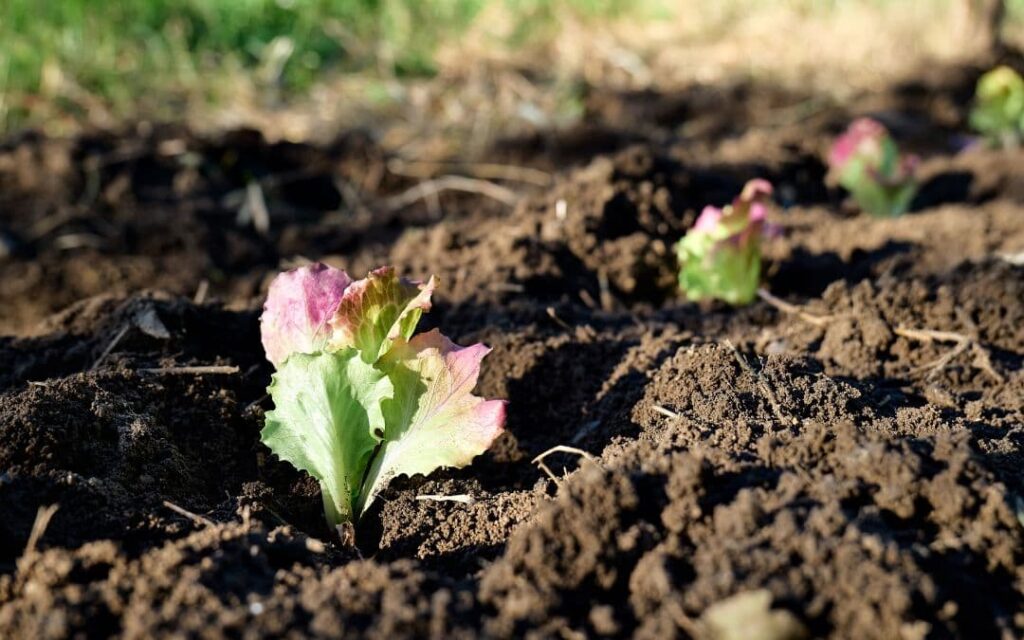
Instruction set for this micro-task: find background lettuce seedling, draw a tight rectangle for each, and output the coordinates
[969,65,1024,148]
[676,179,774,306]
[259,264,505,532]
[828,118,918,218]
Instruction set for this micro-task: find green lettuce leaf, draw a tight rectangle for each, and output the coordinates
[677,227,763,305]
[260,265,505,532]
[262,349,393,527]
[828,118,918,217]
[675,179,773,305]
[326,266,435,363]
[970,65,1024,147]
[357,330,507,515]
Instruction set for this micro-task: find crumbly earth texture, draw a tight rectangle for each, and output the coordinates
[1,59,1023,639]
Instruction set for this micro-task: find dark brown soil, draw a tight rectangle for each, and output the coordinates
[2,59,1024,639]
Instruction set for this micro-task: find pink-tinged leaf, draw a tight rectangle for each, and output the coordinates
[693,180,772,234]
[327,267,436,363]
[733,179,773,240]
[828,118,918,217]
[260,263,353,368]
[356,329,506,514]
[693,205,724,232]
[829,117,887,171]
[740,178,773,208]
[722,179,773,244]
[676,179,774,305]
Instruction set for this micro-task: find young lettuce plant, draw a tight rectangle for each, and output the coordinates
[675,179,774,306]
[259,264,505,532]
[827,118,918,218]
[969,65,1024,147]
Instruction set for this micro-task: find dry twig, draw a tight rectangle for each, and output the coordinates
[138,365,240,375]
[545,306,573,332]
[489,282,526,293]
[387,159,552,187]
[894,327,1004,383]
[163,500,215,527]
[383,175,519,211]
[415,494,476,505]
[238,181,271,234]
[532,445,599,483]
[92,324,130,370]
[193,279,210,305]
[578,289,599,310]
[652,404,681,419]
[757,288,1003,383]
[598,270,616,312]
[20,504,59,561]
[756,288,833,326]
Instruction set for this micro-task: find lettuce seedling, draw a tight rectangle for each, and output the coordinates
[969,66,1024,147]
[260,264,505,530]
[675,179,773,306]
[828,118,918,218]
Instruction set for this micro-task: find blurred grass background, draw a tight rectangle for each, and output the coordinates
[0,0,645,133]
[2,0,1023,138]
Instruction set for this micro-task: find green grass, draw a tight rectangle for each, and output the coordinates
[8,0,1016,136]
[0,0,645,133]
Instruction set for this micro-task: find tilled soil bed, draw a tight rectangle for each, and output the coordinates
[1,61,1023,639]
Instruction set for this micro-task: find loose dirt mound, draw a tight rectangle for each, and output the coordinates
[1,63,1023,638]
